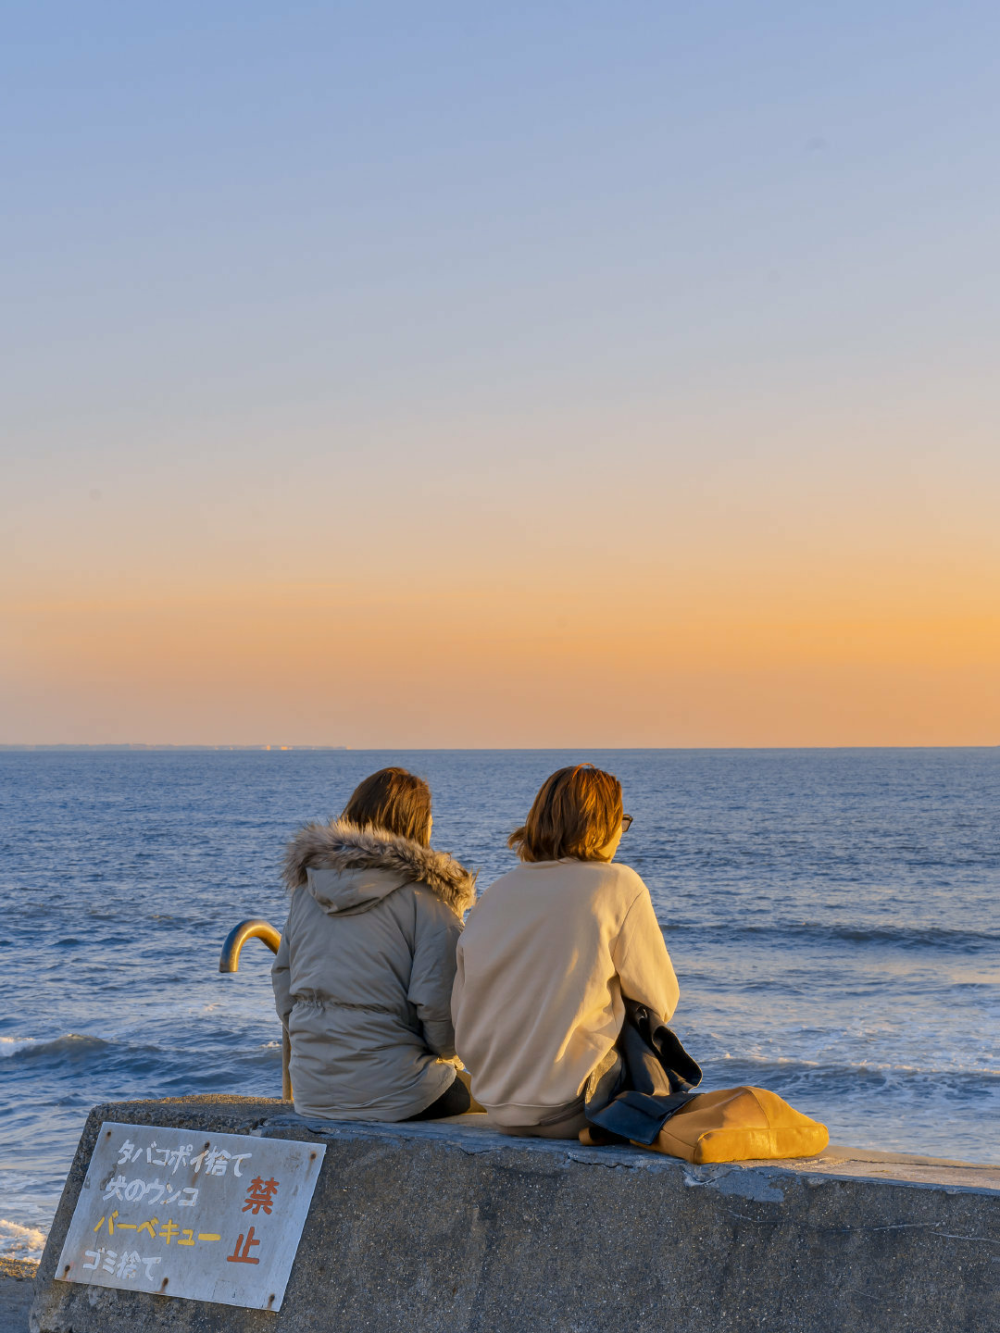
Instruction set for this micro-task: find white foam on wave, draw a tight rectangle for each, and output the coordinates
[0,1037,38,1058]
[0,1218,47,1263]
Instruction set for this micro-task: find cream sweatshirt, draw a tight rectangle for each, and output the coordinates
[452,858,679,1127]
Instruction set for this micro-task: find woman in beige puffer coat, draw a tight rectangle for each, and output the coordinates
[272,768,477,1121]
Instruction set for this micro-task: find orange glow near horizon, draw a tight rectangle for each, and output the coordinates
[5,550,999,746]
[4,259,1000,752]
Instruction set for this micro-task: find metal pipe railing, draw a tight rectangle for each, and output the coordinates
[219,919,292,1101]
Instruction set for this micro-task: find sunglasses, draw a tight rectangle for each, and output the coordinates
[621,814,633,833]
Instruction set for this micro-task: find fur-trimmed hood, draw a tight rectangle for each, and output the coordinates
[282,819,477,919]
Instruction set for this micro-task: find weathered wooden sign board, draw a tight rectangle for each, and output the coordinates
[55,1122,325,1312]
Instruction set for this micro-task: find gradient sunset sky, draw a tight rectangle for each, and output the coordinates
[3,3,999,747]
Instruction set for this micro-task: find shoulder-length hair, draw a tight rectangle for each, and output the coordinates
[509,764,622,863]
[341,767,432,846]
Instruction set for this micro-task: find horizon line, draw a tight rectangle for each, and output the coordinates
[2,743,997,753]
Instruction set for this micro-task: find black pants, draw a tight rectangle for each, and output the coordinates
[406,1077,472,1121]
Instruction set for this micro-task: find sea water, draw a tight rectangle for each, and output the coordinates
[1,748,998,1261]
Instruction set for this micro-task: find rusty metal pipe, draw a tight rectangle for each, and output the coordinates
[218,919,292,1101]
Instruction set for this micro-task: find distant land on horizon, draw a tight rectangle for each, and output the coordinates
[0,743,349,752]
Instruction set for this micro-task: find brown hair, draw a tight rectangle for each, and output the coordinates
[508,764,623,863]
[341,767,432,847]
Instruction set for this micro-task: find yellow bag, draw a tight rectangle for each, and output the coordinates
[646,1086,829,1164]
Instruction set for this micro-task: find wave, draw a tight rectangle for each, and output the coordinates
[0,1034,110,1061]
[0,1219,47,1263]
[663,918,1000,952]
[704,1051,1000,1087]
[0,1032,284,1102]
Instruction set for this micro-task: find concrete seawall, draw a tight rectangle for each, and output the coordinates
[30,1095,1000,1333]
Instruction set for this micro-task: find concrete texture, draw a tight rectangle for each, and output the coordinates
[31,1096,1000,1333]
[1,1257,37,1333]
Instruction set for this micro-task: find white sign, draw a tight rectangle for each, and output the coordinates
[55,1122,325,1312]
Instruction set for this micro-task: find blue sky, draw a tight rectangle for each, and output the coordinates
[5,2,999,432]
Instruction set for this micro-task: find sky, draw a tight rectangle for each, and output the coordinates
[3,2,999,747]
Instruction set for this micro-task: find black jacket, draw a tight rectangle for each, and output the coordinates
[584,999,702,1144]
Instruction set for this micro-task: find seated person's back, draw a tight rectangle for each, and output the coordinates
[273,767,476,1121]
[453,765,678,1136]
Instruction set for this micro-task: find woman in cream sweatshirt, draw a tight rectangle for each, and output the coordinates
[452,764,679,1139]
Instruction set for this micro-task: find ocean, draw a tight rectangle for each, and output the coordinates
[2,748,998,1262]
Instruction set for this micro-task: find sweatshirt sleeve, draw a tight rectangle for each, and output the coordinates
[611,881,680,1021]
[408,890,463,1058]
[271,927,294,1028]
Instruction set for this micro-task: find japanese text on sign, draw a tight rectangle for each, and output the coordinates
[56,1122,325,1312]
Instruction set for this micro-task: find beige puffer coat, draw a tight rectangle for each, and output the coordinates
[272,820,477,1121]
